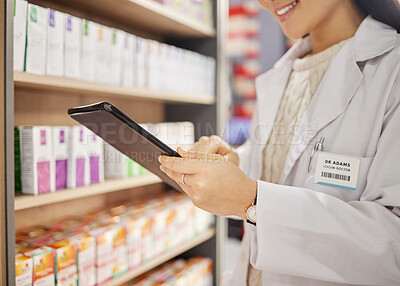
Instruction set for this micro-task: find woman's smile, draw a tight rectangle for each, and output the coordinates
[275,0,299,22]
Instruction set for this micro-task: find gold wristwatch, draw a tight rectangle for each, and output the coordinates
[245,195,257,226]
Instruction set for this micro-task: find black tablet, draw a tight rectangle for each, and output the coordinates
[68,102,182,191]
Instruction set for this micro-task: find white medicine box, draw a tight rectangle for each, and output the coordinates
[64,14,82,79]
[25,4,48,75]
[19,126,55,195]
[13,0,28,71]
[46,9,65,76]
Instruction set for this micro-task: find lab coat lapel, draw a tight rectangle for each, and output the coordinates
[280,42,363,184]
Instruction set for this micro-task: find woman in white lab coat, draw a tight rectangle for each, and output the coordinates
[159,0,400,285]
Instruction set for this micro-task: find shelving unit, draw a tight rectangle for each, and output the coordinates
[1,0,229,285]
[14,72,216,105]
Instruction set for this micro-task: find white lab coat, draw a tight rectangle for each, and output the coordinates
[222,16,400,286]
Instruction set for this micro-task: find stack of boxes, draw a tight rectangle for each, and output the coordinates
[130,257,213,286]
[13,2,216,96]
[15,121,195,195]
[15,126,105,195]
[15,193,214,285]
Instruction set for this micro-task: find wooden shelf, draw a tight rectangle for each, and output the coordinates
[102,228,215,286]
[14,174,162,211]
[30,0,215,38]
[14,72,216,105]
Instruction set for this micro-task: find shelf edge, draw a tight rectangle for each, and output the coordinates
[14,174,162,211]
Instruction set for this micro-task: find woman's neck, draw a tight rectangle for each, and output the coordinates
[309,2,366,55]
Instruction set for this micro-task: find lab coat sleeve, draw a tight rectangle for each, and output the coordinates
[250,78,400,284]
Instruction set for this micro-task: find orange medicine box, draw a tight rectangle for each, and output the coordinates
[48,240,77,286]
[15,254,33,286]
[19,246,56,286]
[111,224,128,277]
[69,233,96,286]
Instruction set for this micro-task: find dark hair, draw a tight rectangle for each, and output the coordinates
[353,0,400,32]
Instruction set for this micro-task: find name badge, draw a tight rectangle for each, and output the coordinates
[314,152,360,190]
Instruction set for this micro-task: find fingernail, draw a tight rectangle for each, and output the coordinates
[160,165,165,172]
[179,147,189,154]
[158,156,162,163]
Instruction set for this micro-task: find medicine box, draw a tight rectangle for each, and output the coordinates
[14,0,28,71]
[68,233,96,286]
[15,127,22,193]
[52,127,69,191]
[89,226,114,284]
[49,240,77,286]
[15,254,33,286]
[136,37,148,89]
[110,29,125,86]
[87,131,104,184]
[111,224,128,277]
[64,14,81,79]
[81,20,98,82]
[19,246,56,286]
[122,34,136,87]
[68,126,89,188]
[94,25,112,84]
[19,126,55,195]
[25,4,48,75]
[46,9,65,76]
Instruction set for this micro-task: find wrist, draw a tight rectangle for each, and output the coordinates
[238,179,257,220]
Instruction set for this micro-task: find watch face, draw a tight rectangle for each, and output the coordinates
[246,205,257,223]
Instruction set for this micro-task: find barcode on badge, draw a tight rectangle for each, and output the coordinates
[321,172,350,181]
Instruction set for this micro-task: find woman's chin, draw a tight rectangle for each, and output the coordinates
[282,27,308,41]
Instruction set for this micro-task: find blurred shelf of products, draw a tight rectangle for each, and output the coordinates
[227,0,286,147]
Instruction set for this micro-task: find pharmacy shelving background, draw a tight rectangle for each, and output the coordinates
[0,0,230,285]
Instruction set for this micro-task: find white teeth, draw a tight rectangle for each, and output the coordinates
[276,0,298,16]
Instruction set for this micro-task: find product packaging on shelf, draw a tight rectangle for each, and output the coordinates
[52,127,69,191]
[124,215,145,269]
[104,142,144,178]
[136,37,148,89]
[147,40,161,90]
[15,127,22,193]
[122,34,136,88]
[111,223,128,277]
[81,20,98,82]
[13,0,28,71]
[46,9,65,76]
[87,131,104,184]
[68,126,89,188]
[15,254,33,286]
[19,126,55,195]
[110,29,125,86]
[49,240,77,286]
[94,25,112,84]
[68,233,96,286]
[18,246,56,286]
[64,14,82,79]
[25,4,48,75]
[89,225,114,284]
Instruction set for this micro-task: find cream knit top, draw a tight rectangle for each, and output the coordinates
[248,39,348,286]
